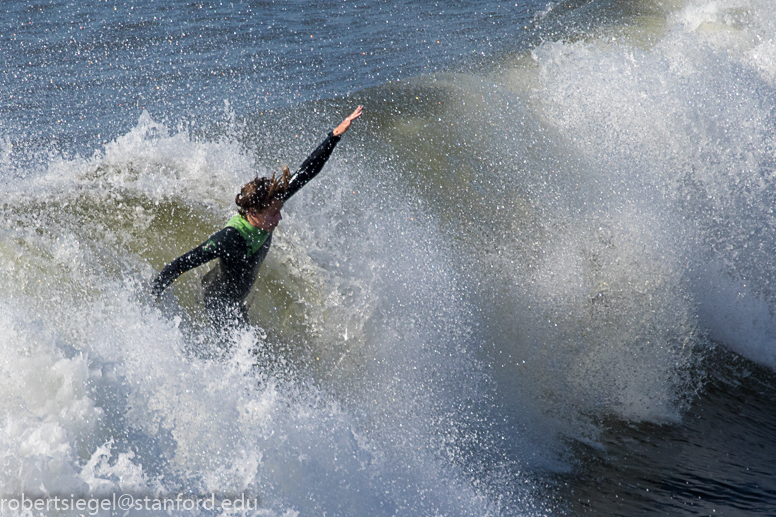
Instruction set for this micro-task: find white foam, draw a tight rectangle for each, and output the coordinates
[529,0,776,382]
[671,0,776,83]
[0,113,521,515]
[427,0,776,467]
[0,302,100,496]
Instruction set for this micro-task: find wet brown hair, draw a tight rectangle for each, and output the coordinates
[235,165,291,216]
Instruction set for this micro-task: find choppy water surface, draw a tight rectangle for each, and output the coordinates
[1,0,776,515]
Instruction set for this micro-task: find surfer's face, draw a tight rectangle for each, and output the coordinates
[248,199,283,232]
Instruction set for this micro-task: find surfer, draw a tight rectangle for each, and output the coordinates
[150,106,363,330]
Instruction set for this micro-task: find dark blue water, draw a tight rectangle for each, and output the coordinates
[2,0,544,156]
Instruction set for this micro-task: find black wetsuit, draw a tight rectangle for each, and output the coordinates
[151,132,341,328]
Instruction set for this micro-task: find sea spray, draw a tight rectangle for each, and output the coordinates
[0,111,528,515]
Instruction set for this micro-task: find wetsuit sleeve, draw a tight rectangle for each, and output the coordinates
[151,228,232,296]
[280,132,341,201]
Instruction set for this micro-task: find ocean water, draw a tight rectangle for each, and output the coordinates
[1,0,775,515]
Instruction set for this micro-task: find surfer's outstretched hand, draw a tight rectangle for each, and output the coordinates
[333,105,364,136]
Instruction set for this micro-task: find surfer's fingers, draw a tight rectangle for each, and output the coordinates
[348,105,364,121]
[333,107,363,136]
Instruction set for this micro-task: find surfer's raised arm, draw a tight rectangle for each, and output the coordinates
[279,105,363,202]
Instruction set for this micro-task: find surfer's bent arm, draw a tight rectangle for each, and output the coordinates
[150,232,225,296]
[280,105,364,202]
